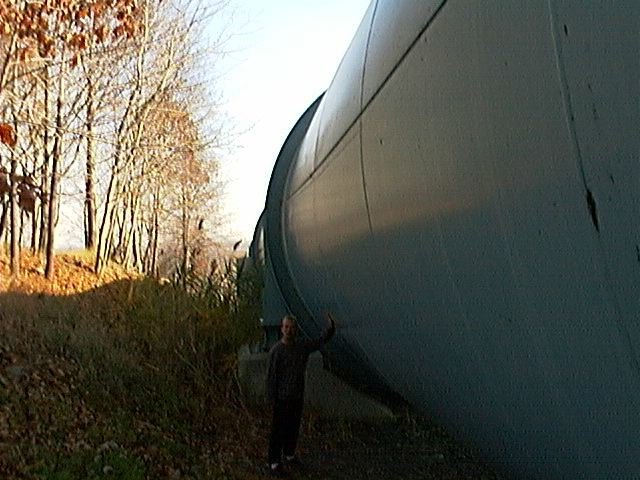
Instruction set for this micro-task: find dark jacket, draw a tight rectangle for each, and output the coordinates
[266,323,335,402]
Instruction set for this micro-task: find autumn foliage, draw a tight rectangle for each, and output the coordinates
[0,122,14,146]
[0,0,141,61]
[0,251,267,478]
[0,0,225,287]
[0,0,142,142]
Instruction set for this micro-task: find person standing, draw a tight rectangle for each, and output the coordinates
[266,312,336,476]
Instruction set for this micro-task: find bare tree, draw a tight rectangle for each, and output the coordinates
[93,0,227,274]
[0,0,229,280]
[0,0,143,277]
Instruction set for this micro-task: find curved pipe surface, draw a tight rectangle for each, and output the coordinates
[256,1,640,478]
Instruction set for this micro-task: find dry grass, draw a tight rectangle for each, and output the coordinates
[0,251,267,479]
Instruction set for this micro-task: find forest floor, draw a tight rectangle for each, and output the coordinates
[0,252,508,479]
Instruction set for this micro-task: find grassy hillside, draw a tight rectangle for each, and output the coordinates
[0,252,267,479]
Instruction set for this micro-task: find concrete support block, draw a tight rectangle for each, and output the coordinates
[238,348,394,421]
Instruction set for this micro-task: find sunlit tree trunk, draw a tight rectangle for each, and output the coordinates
[45,68,66,280]
[94,168,116,272]
[0,198,8,243]
[84,78,96,250]
[151,193,160,276]
[181,185,189,281]
[145,186,161,276]
[39,66,51,254]
[121,191,142,268]
[9,157,18,277]
[18,211,25,252]
[30,201,38,253]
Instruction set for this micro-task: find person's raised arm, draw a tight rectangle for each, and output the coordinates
[305,312,337,352]
[325,312,336,339]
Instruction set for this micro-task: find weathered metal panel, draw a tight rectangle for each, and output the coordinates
[288,102,323,193]
[357,1,640,477]
[285,124,398,394]
[313,1,375,166]
[549,0,640,349]
[363,0,445,105]
[261,96,324,334]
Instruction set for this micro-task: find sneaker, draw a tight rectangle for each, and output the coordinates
[266,462,287,477]
[284,456,303,468]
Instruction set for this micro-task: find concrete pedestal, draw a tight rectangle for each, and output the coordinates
[238,348,394,421]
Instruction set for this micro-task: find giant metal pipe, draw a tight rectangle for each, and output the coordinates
[255,1,640,478]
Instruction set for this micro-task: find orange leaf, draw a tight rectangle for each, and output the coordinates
[94,24,106,42]
[70,33,86,49]
[0,124,16,147]
[92,2,105,16]
[75,6,89,20]
[18,46,37,62]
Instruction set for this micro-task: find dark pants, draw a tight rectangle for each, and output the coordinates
[268,398,304,464]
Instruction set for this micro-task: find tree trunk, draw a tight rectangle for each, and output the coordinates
[9,99,20,276]
[39,67,51,254]
[84,78,96,250]
[181,187,189,283]
[145,189,160,277]
[45,70,65,280]
[131,223,143,271]
[0,198,8,243]
[38,161,49,253]
[121,192,141,268]
[151,211,159,277]
[9,161,18,277]
[95,146,123,273]
[94,176,114,273]
[30,201,38,253]
[18,210,24,252]
[114,189,129,262]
